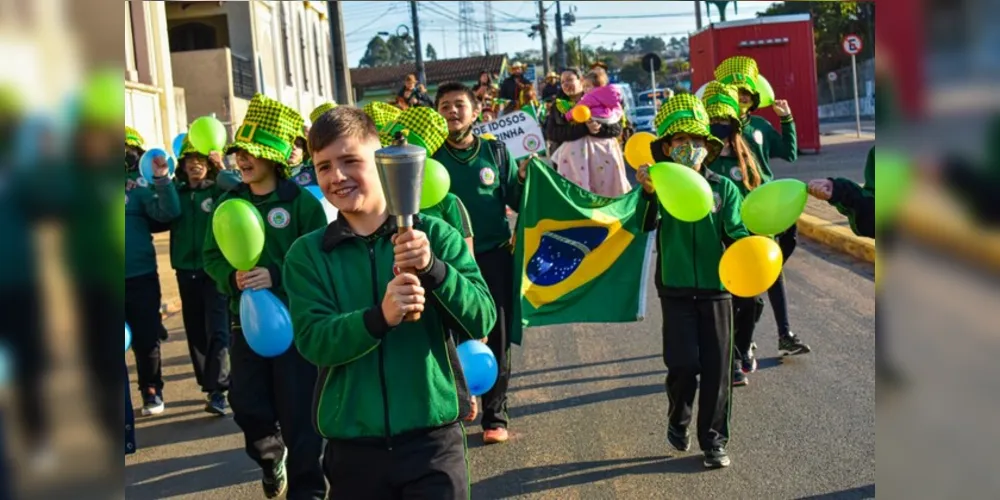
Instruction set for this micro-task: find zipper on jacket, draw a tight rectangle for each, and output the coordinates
[369,243,393,450]
[692,224,699,290]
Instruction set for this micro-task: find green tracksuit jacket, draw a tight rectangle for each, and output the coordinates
[640,170,751,298]
[829,147,875,238]
[284,215,496,441]
[125,171,180,279]
[202,180,327,314]
[742,114,797,179]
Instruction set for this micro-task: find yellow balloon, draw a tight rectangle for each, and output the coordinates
[571,105,592,123]
[719,236,783,297]
[624,132,657,170]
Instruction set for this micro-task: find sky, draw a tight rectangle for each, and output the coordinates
[341,0,775,67]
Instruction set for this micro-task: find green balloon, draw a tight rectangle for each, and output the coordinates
[420,158,451,210]
[650,162,714,222]
[189,116,227,155]
[212,199,265,271]
[875,151,912,226]
[82,69,124,127]
[741,179,808,236]
[756,75,775,109]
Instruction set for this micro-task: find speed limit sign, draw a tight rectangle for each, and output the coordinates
[842,35,863,56]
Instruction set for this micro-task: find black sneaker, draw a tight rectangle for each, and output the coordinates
[667,425,691,452]
[779,334,812,356]
[704,448,731,469]
[205,392,228,416]
[141,390,164,416]
[740,345,758,374]
[262,449,288,499]
[733,368,749,387]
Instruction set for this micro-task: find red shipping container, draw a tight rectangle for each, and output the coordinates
[690,14,821,153]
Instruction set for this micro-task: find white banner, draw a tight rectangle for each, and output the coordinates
[472,111,546,160]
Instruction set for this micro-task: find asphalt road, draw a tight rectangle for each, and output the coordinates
[125,237,876,500]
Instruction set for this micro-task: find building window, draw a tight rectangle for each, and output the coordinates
[314,24,324,96]
[126,2,137,77]
[299,14,310,91]
[280,3,293,86]
[169,22,218,52]
[232,54,258,99]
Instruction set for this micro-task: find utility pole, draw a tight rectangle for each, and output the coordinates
[327,1,353,104]
[410,1,426,85]
[538,0,549,77]
[695,0,703,30]
[555,1,566,70]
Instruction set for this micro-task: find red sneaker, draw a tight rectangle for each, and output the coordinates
[483,428,509,445]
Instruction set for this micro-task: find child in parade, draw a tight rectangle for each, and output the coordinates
[434,82,528,445]
[125,126,181,416]
[806,147,875,238]
[202,94,328,499]
[715,56,811,356]
[567,69,625,125]
[284,106,496,499]
[702,81,768,387]
[291,101,338,189]
[636,94,750,469]
[171,139,239,415]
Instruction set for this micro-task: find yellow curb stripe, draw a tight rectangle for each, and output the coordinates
[899,200,1000,273]
[797,214,876,263]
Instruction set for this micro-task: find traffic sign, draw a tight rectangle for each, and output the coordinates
[523,65,537,83]
[642,53,662,73]
[842,35,863,56]
[827,72,838,82]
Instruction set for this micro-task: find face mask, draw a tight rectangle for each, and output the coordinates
[670,142,709,168]
[710,123,733,140]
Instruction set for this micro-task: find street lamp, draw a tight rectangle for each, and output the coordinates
[575,24,602,67]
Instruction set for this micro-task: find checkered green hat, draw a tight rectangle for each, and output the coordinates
[309,101,338,124]
[702,81,741,122]
[125,126,145,149]
[178,136,198,159]
[378,106,448,155]
[714,56,760,96]
[226,93,303,168]
[653,94,724,164]
[363,101,402,132]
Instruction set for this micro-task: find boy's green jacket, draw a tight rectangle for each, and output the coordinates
[433,137,522,255]
[203,180,327,314]
[742,114,797,179]
[284,215,497,441]
[170,171,242,271]
[126,171,181,279]
[640,170,750,297]
[829,147,875,238]
[423,192,474,240]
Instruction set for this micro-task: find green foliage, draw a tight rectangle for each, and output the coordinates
[359,34,415,67]
[426,44,438,61]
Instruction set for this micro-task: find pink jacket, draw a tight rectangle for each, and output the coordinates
[568,85,624,123]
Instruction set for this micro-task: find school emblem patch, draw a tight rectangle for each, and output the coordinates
[712,192,722,214]
[201,197,214,213]
[267,207,291,229]
[753,130,764,146]
[136,177,149,188]
[296,172,312,186]
[730,166,743,182]
[479,167,496,186]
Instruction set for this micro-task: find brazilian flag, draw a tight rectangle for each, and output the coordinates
[511,160,655,345]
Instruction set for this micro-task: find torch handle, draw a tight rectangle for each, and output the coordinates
[398,226,422,322]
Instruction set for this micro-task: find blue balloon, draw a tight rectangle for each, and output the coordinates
[139,148,176,184]
[305,185,324,201]
[171,132,187,157]
[125,323,132,352]
[457,341,498,397]
[239,289,294,358]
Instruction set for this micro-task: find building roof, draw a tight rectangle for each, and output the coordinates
[350,54,508,91]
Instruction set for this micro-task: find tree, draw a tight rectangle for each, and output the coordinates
[426,44,438,61]
[513,49,543,66]
[358,34,414,67]
[759,1,874,75]
[622,37,635,52]
[633,36,667,55]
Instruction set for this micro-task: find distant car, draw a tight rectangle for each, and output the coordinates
[633,106,657,133]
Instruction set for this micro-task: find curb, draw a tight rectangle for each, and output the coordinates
[797,213,876,263]
[898,196,1000,273]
